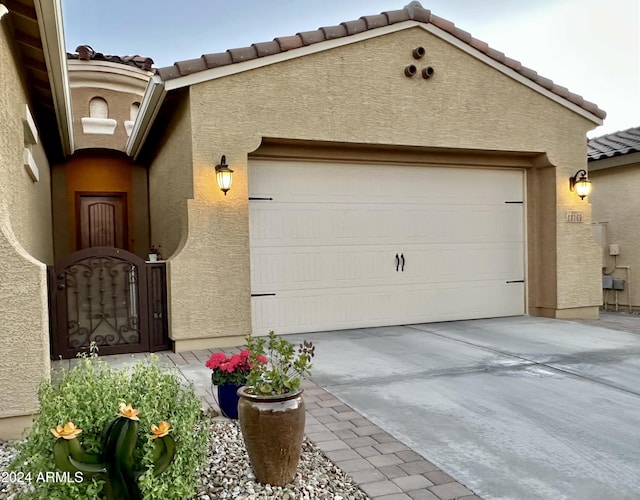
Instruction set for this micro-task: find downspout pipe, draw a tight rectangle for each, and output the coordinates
[0,4,9,20]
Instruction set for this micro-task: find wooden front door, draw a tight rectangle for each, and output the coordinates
[77,193,128,250]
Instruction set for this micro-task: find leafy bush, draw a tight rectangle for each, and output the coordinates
[9,352,208,499]
[245,331,315,395]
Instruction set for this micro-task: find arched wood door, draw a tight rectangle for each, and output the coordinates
[76,193,128,250]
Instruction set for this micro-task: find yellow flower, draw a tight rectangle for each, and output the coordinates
[150,421,172,439]
[50,422,83,440]
[118,402,140,421]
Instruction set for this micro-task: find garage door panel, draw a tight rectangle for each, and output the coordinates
[252,281,524,335]
[251,246,399,292]
[251,242,523,292]
[251,203,522,247]
[250,163,523,204]
[249,160,525,334]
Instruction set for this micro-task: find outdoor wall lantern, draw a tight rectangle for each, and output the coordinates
[569,169,591,200]
[215,155,234,196]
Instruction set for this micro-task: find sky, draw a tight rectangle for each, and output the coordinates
[61,0,639,137]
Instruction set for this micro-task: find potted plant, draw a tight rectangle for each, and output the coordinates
[238,331,315,486]
[205,349,266,419]
[148,245,162,262]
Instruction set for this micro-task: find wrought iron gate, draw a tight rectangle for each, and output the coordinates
[49,247,169,359]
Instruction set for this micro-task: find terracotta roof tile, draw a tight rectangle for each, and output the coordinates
[321,25,348,40]
[275,35,304,51]
[502,56,522,72]
[340,19,368,35]
[429,14,455,32]
[552,84,571,99]
[203,52,233,68]
[156,66,180,80]
[175,57,207,75]
[588,127,640,160]
[468,38,489,53]
[486,47,506,64]
[297,29,326,46]
[361,14,389,29]
[451,27,473,44]
[252,41,281,57]
[383,8,412,24]
[519,66,539,81]
[405,1,431,22]
[154,1,605,119]
[228,46,258,63]
[535,75,554,90]
[68,45,154,71]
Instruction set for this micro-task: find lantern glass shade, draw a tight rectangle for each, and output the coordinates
[216,169,233,193]
[575,178,591,199]
[215,156,234,195]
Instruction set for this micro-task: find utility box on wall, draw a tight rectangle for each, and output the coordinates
[612,278,625,291]
[602,275,613,289]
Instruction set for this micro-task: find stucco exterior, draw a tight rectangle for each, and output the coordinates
[590,154,640,308]
[158,25,601,349]
[69,59,151,152]
[0,16,53,437]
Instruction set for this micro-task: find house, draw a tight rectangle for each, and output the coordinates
[588,127,640,310]
[0,0,606,438]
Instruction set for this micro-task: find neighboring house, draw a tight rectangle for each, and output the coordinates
[1,0,608,438]
[588,127,640,310]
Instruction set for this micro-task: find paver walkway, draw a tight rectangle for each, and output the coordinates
[54,350,480,500]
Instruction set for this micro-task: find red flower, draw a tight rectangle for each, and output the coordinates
[206,349,268,386]
[205,352,227,370]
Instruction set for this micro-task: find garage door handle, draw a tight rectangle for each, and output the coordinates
[400,253,405,272]
[395,254,400,272]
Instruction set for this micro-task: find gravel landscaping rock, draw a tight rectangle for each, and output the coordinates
[0,421,369,499]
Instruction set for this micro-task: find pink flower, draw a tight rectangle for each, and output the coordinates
[257,355,268,364]
[206,352,227,370]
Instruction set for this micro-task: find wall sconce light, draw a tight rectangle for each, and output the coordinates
[215,155,233,196]
[569,169,592,200]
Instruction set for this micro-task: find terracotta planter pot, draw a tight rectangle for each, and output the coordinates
[237,387,305,486]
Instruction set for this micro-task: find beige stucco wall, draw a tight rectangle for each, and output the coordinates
[590,157,640,308]
[162,25,602,348]
[0,19,52,438]
[148,92,194,260]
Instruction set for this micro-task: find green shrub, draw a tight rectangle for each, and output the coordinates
[9,353,208,499]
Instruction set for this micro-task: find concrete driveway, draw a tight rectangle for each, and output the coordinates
[289,315,640,500]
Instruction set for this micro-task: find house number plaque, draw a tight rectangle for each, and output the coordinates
[566,211,583,223]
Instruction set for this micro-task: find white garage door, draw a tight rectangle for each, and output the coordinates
[249,159,525,335]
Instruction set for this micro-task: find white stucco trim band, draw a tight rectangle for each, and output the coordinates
[68,60,153,93]
[159,20,602,125]
[33,0,74,155]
